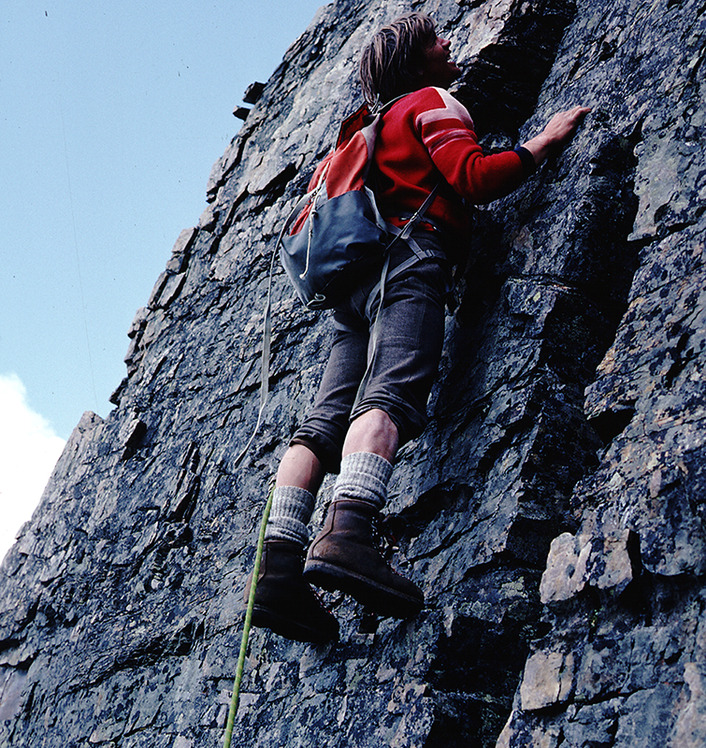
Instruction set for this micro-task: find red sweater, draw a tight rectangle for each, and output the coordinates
[373,87,532,236]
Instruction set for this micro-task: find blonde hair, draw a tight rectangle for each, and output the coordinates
[359,13,437,108]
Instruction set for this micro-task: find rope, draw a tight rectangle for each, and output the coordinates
[300,162,330,280]
[223,485,274,748]
[232,243,278,469]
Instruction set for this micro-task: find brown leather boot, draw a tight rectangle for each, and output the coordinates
[303,498,424,618]
[245,540,339,643]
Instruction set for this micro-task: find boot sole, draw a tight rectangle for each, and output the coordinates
[304,559,423,619]
[251,604,338,644]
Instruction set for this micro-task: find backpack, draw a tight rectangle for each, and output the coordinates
[276,97,438,310]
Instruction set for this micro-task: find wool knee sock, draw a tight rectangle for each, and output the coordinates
[332,451,393,511]
[265,485,315,547]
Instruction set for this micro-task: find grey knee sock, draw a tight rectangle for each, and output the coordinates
[332,451,393,511]
[265,485,315,547]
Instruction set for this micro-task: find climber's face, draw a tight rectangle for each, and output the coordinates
[419,34,461,89]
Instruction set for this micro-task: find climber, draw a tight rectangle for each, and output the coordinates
[247,12,590,642]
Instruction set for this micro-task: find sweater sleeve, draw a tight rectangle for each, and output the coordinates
[415,88,529,204]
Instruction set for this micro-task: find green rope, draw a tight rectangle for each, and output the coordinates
[223,485,274,748]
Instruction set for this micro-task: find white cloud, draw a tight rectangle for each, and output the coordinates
[0,373,66,562]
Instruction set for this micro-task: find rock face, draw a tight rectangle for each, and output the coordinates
[1,0,704,745]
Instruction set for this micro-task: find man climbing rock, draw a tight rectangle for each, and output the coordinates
[247,13,590,642]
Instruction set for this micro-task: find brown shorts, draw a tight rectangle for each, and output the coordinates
[290,230,450,473]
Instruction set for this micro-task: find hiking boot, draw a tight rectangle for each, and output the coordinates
[303,498,424,618]
[245,540,339,643]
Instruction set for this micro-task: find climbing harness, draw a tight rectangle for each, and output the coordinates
[223,485,273,747]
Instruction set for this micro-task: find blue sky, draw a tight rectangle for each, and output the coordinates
[1,0,326,557]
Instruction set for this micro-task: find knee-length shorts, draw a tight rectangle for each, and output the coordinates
[290,230,450,473]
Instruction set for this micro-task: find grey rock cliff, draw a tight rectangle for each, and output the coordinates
[1,0,704,745]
